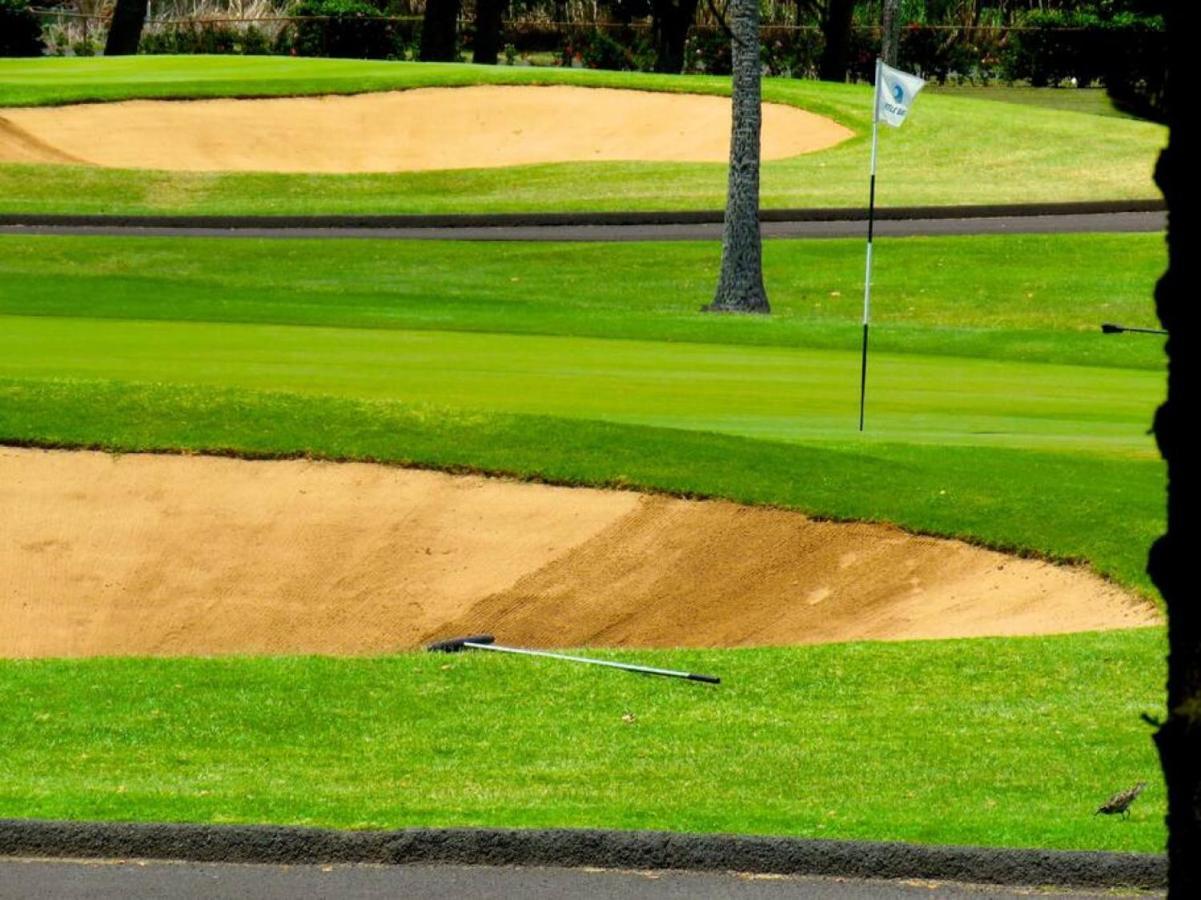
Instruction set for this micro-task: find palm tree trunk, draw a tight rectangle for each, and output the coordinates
[881,0,902,66]
[707,0,769,314]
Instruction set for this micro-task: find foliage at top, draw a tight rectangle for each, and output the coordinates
[0,0,44,58]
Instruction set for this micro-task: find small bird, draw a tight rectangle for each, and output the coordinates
[1095,782,1146,818]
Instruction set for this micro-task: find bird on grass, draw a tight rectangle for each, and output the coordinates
[1095,782,1146,819]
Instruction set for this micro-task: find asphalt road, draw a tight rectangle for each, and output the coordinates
[0,859,1151,900]
[0,211,1164,242]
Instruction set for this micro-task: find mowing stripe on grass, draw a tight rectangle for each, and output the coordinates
[0,315,1160,455]
[0,232,1167,371]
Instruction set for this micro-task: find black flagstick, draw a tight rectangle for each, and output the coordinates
[860,58,883,432]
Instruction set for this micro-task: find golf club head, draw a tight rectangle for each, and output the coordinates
[426,634,495,653]
[1100,323,1123,334]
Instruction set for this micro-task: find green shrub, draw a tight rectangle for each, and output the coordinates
[573,27,652,72]
[761,27,823,79]
[683,27,730,76]
[1002,10,1166,97]
[70,37,98,57]
[897,25,1005,85]
[0,0,44,57]
[286,0,394,59]
[140,23,274,56]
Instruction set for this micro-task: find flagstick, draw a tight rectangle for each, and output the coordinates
[859,58,882,432]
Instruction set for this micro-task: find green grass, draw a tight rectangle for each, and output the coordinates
[0,233,1165,370]
[0,231,1166,593]
[0,630,1166,852]
[0,227,1169,851]
[925,84,1137,119]
[0,56,1165,215]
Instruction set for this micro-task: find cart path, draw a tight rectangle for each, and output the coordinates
[0,859,1141,900]
[0,210,1164,242]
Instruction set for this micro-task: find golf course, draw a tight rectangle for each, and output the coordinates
[0,56,1170,855]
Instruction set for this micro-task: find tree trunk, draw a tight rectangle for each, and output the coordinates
[706,0,769,314]
[1149,5,1201,893]
[651,0,700,74]
[104,0,148,56]
[420,0,461,62]
[881,0,901,67]
[472,0,506,64]
[818,0,855,82]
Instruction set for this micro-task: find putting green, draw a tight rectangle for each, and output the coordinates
[0,315,1158,456]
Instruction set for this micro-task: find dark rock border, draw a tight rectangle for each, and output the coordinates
[0,200,1165,231]
[0,821,1165,889]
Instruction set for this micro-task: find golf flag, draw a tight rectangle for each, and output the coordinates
[876,62,925,128]
[859,59,926,431]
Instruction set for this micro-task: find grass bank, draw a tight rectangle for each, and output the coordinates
[0,56,1165,215]
[0,630,1165,852]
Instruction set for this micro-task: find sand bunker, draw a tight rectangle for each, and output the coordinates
[0,447,1156,658]
[0,85,853,173]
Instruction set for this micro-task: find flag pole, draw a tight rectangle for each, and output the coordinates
[859,57,882,432]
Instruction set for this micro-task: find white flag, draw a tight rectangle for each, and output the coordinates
[876,61,925,128]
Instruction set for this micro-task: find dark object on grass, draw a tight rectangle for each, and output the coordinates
[427,634,720,684]
[1101,322,1168,335]
[1095,782,1147,818]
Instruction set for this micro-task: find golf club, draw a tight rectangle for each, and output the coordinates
[427,634,721,685]
[1101,322,1168,335]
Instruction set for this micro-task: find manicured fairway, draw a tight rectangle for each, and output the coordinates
[0,57,1165,214]
[0,232,1165,369]
[0,630,1166,852]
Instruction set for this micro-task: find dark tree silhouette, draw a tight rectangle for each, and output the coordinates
[706,0,769,314]
[1147,4,1200,892]
[818,0,855,82]
[104,0,147,56]
[472,0,506,64]
[651,0,701,73]
[420,0,461,61]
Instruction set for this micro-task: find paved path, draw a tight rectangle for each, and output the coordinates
[0,211,1164,242]
[0,859,1146,899]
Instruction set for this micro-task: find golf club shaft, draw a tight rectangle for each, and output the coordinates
[1102,323,1168,335]
[463,642,720,684]
[1115,325,1168,335]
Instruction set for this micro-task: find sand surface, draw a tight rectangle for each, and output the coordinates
[0,447,1157,658]
[0,85,853,173]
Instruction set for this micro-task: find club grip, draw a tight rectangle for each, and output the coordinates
[687,672,721,685]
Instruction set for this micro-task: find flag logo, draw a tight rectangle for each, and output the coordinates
[877,61,925,128]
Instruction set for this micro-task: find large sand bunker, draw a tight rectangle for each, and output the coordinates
[0,85,853,173]
[0,447,1156,658]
